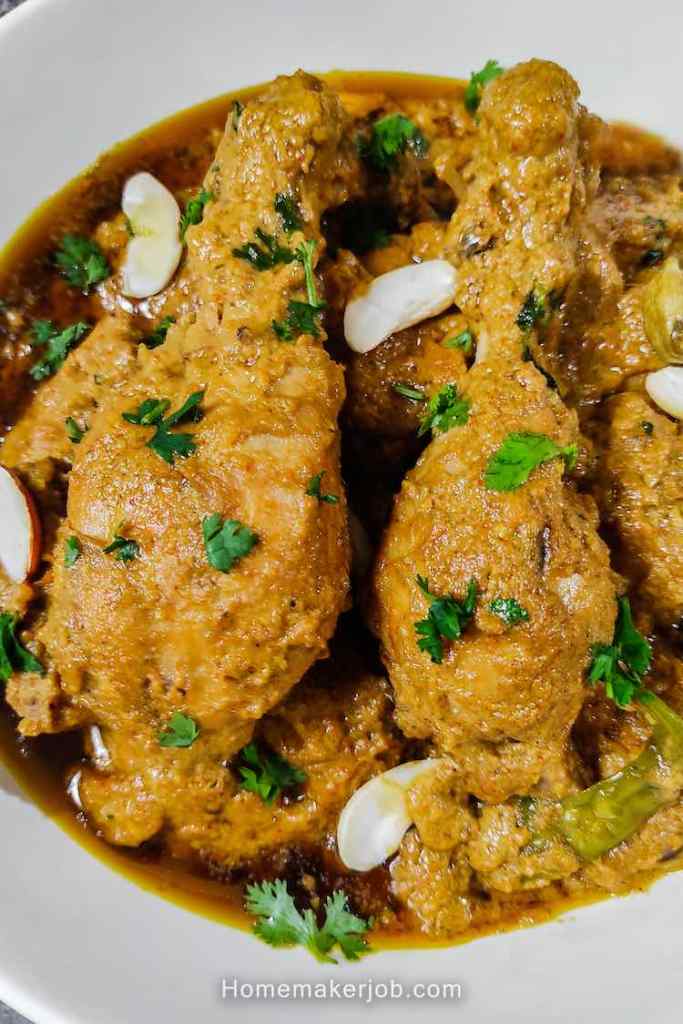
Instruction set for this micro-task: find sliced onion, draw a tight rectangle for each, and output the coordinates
[337,759,445,871]
[121,172,182,299]
[344,260,458,354]
[645,366,683,419]
[0,466,41,583]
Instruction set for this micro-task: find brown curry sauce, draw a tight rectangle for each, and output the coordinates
[0,71,675,950]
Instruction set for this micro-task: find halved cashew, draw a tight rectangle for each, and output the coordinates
[121,172,182,299]
[645,366,683,419]
[344,260,458,354]
[337,759,445,871]
[0,466,41,583]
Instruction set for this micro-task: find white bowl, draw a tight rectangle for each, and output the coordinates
[1,0,682,1022]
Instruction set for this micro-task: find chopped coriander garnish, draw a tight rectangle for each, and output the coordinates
[142,316,175,350]
[516,287,549,332]
[464,60,504,115]
[179,190,213,241]
[30,320,90,380]
[588,597,651,708]
[65,416,86,444]
[444,329,474,352]
[490,597,529,626]
[202,514,258,573]
[232,100,244,129]
[103,535,140,562]
[0,612,44,682]
[274,192,302,235]
[360,113,428,173]
[64,536,81,567]
[305,471,339,505]
[122,398,171,426]
[418,383,470,437]
[54,235,110,292]
[392,382,427,402]
[272,301,323,341]
[123,391,203,464]
[641,248,665,268]
[642,420,654,435]
[485,432,577,492]
[272,241,326,341]
[414,575,477,664]
[237,742,307,804]
[294,239,323,306]
[245,880,371,963]
[158,711,199,748]
[232,229,295,270]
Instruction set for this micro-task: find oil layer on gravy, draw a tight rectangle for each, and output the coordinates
[1,61,682,954]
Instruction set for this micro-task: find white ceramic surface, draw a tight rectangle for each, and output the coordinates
[1,0,683,1021]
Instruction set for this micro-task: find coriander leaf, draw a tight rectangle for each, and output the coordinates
[64,536,81,567]
[238,742,306,804]
[65,416,86,443]
[392,382,426,402]
[142,316,175,350]
[360,113,428,172]
[0,612,44,682]
[180,190,213,241]
[103,535,140,562]
[232,100,244,129]
[245,880,319,952]
[315,890,372,962]
[490,597,529,625]
[587,597,652,708]
[617,597,652,677]
[415,575,477,664]
[30,320,91,380]
[305,470,339,505]
[418,383,470,437]
[245,880,370,963]
[158,711,199,748]
[122,398,171,426]
[123,392,203,464]
[202,514,258,573]
[464,60,504,115]
[484,432,578,492]
[233,229,295,270]
[295,239,325,309]
[443,329,474,352]
[274,193,302,234]
[54,235,110,292]
[272,299,324,341]
[516,287,550,332]
[162,390,204,428]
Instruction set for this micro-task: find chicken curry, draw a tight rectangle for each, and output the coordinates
[1,61,682,959]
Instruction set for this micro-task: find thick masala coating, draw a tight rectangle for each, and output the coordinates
[5,73,361,846]
[373,62,617,802]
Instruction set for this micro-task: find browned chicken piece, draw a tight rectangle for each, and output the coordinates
[592,391,683,628]
[1,315,138,473]
[324,225,468,444]
[5,72,361,846]
[146,658,403,869]
[373,61,617,804]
